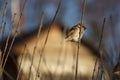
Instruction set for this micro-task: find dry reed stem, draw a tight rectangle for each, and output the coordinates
[96,18,106,80]
[16,44,27,80]
[41,23,65,80]
[27,11,44,80]
[3,70,15,80]
[74,31,81,80]
[0,13,16,68]
[92,18,106,80]
[75,0,86,80]
[1,1,8,21]
[2,0,27,70]
[52,40,64,75]
[0,1,8,19]
[1,22,6,41]
[59,40,68,80]
[96,66,101,79]
[35,0,62,80]
[80,0,86,25]
[53,26,66,77]
[0,1,8,40]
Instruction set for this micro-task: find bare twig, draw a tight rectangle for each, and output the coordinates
[59,40,68,80]
[54,29,66,72]
[74,31,81,80]
[0,1,8,18]
[91,18,106,80]
[80,0,86,25]
[0,13,16,68]
[36,0,62,80]
[27,11,44,80]
[1,1,8,21]
[16,44,27,80]
[0,1,8,39]
[3,70,15,80]
[2,0,27,69]
[96,18,106,80]
[1,22,6,41]
[75,0,86,80]
[53,26,66,78]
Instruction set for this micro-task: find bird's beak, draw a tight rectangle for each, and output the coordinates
[84,27,86,30]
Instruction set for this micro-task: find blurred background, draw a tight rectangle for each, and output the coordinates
[0,0,120,80]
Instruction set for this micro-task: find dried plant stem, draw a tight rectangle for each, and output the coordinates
[74,32,81,80]
[53,41,64,74]
[80,0,86,24]
[0,1,8,39]
[59,44,67,80]
[0,1,8,18]
[92,58,98,80]
[0,13,16,68]
[28,12,44,80]
[96,18,106,80]
[72,48,76,80]
[41,22,64,80]
[1,1,8,20]
[96,66,100,79]
[53,26,66,76]
[99,69,104,80]
[35,0,62,80]
[16,44,27,80]
[41,58,53,80]
[3,70,15,80]
[1,22,6,41]
[91,18,106,80]
[75,0,86,80]
[2,0,27,69]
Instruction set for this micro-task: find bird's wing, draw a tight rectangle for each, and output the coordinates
[66,27,77,38]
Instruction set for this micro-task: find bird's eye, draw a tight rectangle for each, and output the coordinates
[82,26,86,29]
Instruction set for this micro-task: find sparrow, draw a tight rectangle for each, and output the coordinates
[65,23,86,42]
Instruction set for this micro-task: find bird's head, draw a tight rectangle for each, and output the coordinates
[79,23,86,30]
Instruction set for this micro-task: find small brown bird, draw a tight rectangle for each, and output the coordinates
[65,23,86,42]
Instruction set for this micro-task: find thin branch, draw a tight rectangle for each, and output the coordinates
[16,44,27,80]
[96,66,101,79]
[80,0,86,25]
[1,1,8,21]
[74,31,81,80]
[0,13,16,68]
[75,0,86,80]
[99,69,104,80]
[1,22,6,41]
[2,0,27,69]
[91,18,106,80]
[28,11,44,80]
[96,18,106,80]
[36,0,62,79]
[0,1,8,19]
[3,70,15,80]
[0,1,8,39]
[59,39,68,80]
[53,25,66,75]
[53,31,65,74]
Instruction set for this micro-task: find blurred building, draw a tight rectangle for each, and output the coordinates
[1,23,109,80]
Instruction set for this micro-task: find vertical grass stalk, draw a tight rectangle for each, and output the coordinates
[92,18,106,80]
[2,0,27,69]
[0,13,17,68]
[28,11,44,80]
[0,1,8,41]
[75,0,86,80]
[16,44,27,80]
[35,0,62,80]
